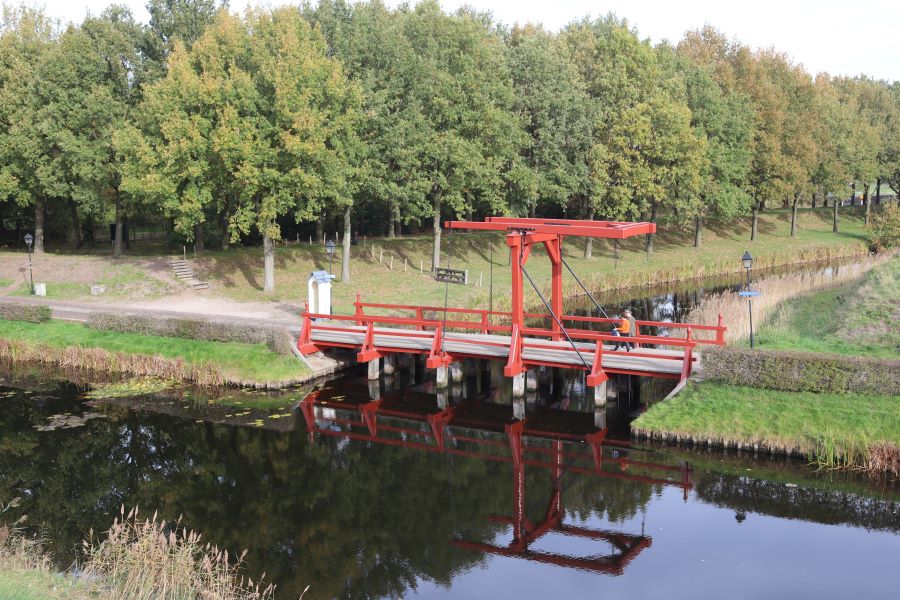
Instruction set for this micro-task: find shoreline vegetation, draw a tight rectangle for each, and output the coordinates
[632,382,900,476]
[0,503,281,600]
[0,320,311,389]
[635,256,900,475]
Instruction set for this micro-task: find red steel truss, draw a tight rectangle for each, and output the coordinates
[298,217,726,385]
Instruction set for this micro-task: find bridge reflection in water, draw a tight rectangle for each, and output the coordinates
[300,376,692,576]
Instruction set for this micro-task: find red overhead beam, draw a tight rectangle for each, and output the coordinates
[444,217,656,239]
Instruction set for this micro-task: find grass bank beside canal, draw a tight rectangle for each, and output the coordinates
[634,256,900,475]
[0,319,309,388]
[632,383,900,474]
[753,254,899,357]
[190,207,869,313]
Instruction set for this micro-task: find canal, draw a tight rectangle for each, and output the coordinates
[0,258,896,599]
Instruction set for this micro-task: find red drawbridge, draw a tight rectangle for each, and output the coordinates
[298,217,725,386]
[300,385,692,574]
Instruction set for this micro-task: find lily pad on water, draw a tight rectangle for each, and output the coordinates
[34,412,104,432]
[83,377,177,400]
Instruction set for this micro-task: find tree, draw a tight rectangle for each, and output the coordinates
[0,5,56,252]
[506,25,592,225]
[676,56,753,247]
[121,9,361,292]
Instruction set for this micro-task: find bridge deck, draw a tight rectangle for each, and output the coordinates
[310,324,695,377]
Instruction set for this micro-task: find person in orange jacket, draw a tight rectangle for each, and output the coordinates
[612,309,634,352]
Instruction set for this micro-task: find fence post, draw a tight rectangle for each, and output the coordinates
[716,313,726,346]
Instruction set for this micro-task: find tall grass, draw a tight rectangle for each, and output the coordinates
[81,507,279,600]
[685,253,894,344]
[0,338,224,386]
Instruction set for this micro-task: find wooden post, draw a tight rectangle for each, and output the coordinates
[379,249,383,263]
[420,260,423,275]
[404,258,408,272]
[389,255,394,270]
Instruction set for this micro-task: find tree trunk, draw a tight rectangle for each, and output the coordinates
[69,199,82,248]
[393,203,401,238]
[833,193,839,233]
[811,191,817,209]
[645,200,656,255]
[875,178,881,205]
[193,222,204,255]
[863,184,871,225]
[315,217,324,244]
[387,201,396,238]
[34,198,45,254]
[263,233,275,293]
[694,215,702,248]
[113,189,124,258]
[341,204,351,282]
[583,207,594,258]
[790,192,800,238]
[220,210,230,251]
[750,201,759,241]
[431,189,442,272]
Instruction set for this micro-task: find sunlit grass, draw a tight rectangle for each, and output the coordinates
[0,320,307,384]
[195,207,870,313]
[632,382,900,473]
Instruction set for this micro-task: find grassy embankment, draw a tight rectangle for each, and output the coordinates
[0,320,307,386]
[633,257,900,474]
[633,382,899,471]
[194,207,869,314]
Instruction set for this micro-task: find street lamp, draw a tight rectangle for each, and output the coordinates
[325,239,336,275]
[24,233,34,295]
[742,250,754,348]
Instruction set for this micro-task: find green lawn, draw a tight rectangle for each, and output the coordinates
[194,207,870,314]
[0,320,308,384]
[754,256,899,358]
[633,382,900,468]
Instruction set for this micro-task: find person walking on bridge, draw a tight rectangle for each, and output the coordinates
[612,309,634,352]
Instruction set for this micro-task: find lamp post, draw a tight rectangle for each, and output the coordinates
[325,239,335,275]
[24,233,34,295]
[742,250,754,348]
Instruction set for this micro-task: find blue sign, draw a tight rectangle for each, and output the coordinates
[738,290,760,297]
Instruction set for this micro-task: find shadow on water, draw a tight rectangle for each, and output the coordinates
[0,354,898,599]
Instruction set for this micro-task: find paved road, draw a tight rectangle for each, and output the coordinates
[0,295,302,333]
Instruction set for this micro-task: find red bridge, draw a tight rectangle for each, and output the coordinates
[298,217,726,388]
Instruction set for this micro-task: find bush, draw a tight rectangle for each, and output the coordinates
[0,303,51,323]
[701,346,900,395]
[868,203,900,252]
[86,312,296,356]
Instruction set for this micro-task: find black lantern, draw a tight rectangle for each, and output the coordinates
[742,251,754,348]
[24,233,34,295]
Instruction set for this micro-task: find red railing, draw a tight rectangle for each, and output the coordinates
[299,300,706,381]
[350,299,726,346]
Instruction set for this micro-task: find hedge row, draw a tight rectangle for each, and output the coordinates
[701,346,900,395]
[0,303,52,323]
[86,312,296,357]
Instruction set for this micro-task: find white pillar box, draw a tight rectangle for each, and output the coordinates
[307,270,335,315]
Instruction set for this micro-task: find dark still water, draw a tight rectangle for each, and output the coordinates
[0,365,898,600]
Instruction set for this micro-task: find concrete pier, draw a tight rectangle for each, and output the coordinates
[436,365,449,389]
[383,354,397,375]
[512,372,526,397]
[367,358,380,381]
[450,361,464,383]
[526,369,538,392]
[593,380,608,407]
[368,380,381,400]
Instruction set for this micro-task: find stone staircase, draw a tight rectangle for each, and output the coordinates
[168,259,209,290]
